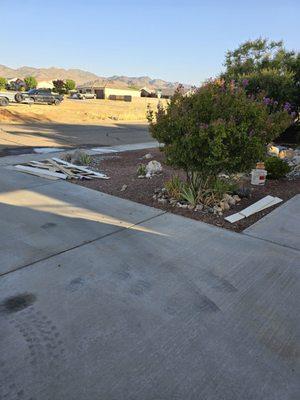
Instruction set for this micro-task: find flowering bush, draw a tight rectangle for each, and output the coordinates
[239,68,298,110]
[223,39,300,110]
[148,80,292,178]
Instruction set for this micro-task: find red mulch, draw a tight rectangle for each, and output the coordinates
[74,148,300,232]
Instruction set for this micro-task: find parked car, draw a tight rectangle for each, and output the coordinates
[71,92,96,100]
[15,89,63,105]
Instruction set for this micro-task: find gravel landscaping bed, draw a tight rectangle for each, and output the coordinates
[74,148,300,232]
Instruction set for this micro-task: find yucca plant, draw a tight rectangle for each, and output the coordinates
[79,153,92,165]
[180,184,199,207]
[165,175,183,199]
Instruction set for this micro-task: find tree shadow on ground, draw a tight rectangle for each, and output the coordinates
[0,121,150,154]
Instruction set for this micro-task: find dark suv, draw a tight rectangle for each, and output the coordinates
[16,89,63,105]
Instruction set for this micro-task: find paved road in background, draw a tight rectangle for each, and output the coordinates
[0,121,151,155]
[0,165,299,400]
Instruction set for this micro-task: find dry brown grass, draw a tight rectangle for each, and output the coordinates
[0,97,167,125]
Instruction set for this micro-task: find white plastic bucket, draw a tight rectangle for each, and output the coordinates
[251,169,267,185]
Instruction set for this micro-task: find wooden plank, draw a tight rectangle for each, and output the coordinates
[225,213,245,223]
[225,196,283,224]
[46,159,79,178]
[251,197,282,213]
[240,196,277,217]
[26,162,54,170]
[52,158,109,179]
[15,165,67,180]
[14,168,59,181]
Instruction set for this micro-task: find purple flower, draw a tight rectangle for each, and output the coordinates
[263,97,272,105]
[242,79,249,87]
[291,111,297,118]
[284,102,291,111]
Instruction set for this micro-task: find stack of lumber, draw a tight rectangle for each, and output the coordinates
[14,157,109,181]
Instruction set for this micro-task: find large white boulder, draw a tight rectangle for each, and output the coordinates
[145,160,162,178]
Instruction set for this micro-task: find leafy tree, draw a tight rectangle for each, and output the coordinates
[64,79,76,93]
[223,38,300,108]
[24,76,37,90]
[0,77,7,90]
[224,38,285,76]
[52,79,65,94]
[148,81,292,179]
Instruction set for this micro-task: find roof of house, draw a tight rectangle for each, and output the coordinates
[140,87,154,93]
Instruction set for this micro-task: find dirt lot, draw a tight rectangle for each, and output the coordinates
[74,148,300,232]
[0,97,166,125]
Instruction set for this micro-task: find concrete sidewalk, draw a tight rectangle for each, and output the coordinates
[0,167,299,400]
[244,194,300,250]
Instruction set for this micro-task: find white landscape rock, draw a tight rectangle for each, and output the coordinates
[279,149,295,159]
[145,160,162,178]
[292,155,300,165]
[268,145,280,157]
[220,200,230,211]
[223,194,236,206]
[233,195,241,203]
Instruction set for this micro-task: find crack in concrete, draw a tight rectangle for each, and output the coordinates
[242,231,300,253]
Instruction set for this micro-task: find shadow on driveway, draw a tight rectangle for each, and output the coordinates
[0,121,150,155]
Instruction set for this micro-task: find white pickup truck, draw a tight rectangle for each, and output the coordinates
[0,91,19,106]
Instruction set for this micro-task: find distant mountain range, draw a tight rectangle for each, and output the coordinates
[0,65,188,90]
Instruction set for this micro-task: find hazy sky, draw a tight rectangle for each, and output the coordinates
[2,0,300,85]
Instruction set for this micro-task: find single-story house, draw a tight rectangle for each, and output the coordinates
[140,87,156,97]
[37,80,54,89]
[77,84,141,99]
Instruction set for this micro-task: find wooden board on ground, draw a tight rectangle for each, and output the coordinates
[14,157,109,181]
[225,196,283,223]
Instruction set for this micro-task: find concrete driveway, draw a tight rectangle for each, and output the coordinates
[0,165,299,400]
[0,121,150,155]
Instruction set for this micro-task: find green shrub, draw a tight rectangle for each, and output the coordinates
[24,76,37,90]
[265,157,291,179]
[65,79,76,93]
[148,81,292,179]
[223,38,300,109]
[197,177,236,206]
[211,178,237,199]
[0,77,7,90]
